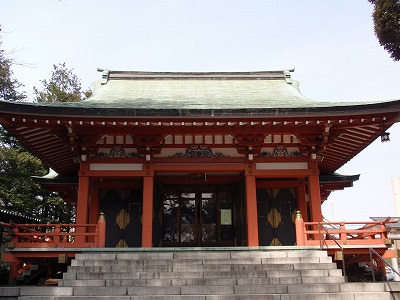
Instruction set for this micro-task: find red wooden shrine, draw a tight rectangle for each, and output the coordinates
[1,69,400,281]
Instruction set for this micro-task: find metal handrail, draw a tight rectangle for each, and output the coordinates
[369,247,400,282]
[318,222,347,282]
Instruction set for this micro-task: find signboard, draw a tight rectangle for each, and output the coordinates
[220,209,232,225]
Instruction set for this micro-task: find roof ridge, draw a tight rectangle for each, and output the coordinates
[96,69,295,84]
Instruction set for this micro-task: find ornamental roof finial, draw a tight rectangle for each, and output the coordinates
[284,68,295,84]
[97,68,110,85]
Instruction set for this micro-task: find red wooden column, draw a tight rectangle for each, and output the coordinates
[308,173,323,222]
[88,183,99,243]
[142,175,154,248]
[245,173,259,246]
[76,176,90,243]
[89,183,99,224]
[297,180,308,222]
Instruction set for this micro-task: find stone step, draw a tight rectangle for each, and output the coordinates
[61,268,343,281]
[2,280,400,299]
[73,250,329,261]
[70,256,333,267]
[9,293,399,300]
[14,282,395,296]
[59,275,346,287]
[18,297,132,300]
[9,249,400,299]
[30,265,39,271]
[14,293,394,300]
[67,262,337,273]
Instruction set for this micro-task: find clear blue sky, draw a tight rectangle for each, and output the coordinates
[1,0,399,221]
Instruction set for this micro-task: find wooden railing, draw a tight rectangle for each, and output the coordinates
[295,211,393,247]
[1,213,106,249]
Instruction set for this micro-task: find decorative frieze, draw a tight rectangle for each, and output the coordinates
[89,163,143,171]
[95,146,142,158]
[172,145,228,158]
[258,145,303,157]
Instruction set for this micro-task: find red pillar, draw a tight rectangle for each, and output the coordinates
[308,174,323,222]
[295,211,305,246]
[142,175,154,248]
[76,176,90,243]
[97,212,106,248]
[245,174,259,246]
[89,183,99,224]
[297,180,308,222]
[88,184,99,243]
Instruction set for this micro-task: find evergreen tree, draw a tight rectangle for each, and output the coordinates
[0,26,26,101]
[368,0,400,61]
[0,127,73,223]
[34,62,91,103]
[0,29,74,223]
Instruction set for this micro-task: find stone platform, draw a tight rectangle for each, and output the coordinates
[1,247,400,299]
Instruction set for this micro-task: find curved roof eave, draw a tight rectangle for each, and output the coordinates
[1,98,400,119]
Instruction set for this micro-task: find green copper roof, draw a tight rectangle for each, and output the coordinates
[2,70,400,118]
[50,70,357,109]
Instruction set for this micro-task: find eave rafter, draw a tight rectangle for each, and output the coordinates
[232,134,266,161]
[327,143,358,154]
[1,108,398,175]
[32,139,65,150]
[317,122,392,173]
[132,134,164,160]
[3,123,78,176]
[4,111,395,131]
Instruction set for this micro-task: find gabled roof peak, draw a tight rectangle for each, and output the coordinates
[96,68,296,85]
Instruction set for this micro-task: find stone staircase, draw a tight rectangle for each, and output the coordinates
[14,264,49,286]
[1,248,400,299]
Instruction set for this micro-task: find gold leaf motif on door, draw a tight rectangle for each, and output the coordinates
[270,238,282,246]
[117,190,130,200]
[266,189,280,199]
[267,208,281,228]
[291,210,297,224]
[116,239,128,248]
[116,209,130,229]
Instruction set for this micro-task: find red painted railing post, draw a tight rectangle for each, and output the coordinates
[295,211,305,246]
[340,223,346,241]
[380,223,389,242]
[8,262,20,284]
[54,225,61,245]
[97,212,106,248]
[9,226,19,249]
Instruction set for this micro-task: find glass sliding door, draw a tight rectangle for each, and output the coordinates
[162,185,234,247]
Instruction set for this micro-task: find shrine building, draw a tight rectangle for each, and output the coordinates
[1,69,400,274]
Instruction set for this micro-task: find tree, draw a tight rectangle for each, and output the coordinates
[368,0,400,61]
[0,145,46,216]
[0,30,74,223]
[34,62,91,103]
[0,129,73,223]
[0,26,26,101]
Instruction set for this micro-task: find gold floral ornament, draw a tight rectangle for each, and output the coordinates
[116,209,130,230]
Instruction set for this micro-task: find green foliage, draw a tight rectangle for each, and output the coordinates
[0,126,22,148]
[0,146,46,212]
[0,26,26,101]
[0,262,9,285]
[369,0,400,61]
[0,145,73,223]
[0,32,74,224]
[34,62,91,103]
